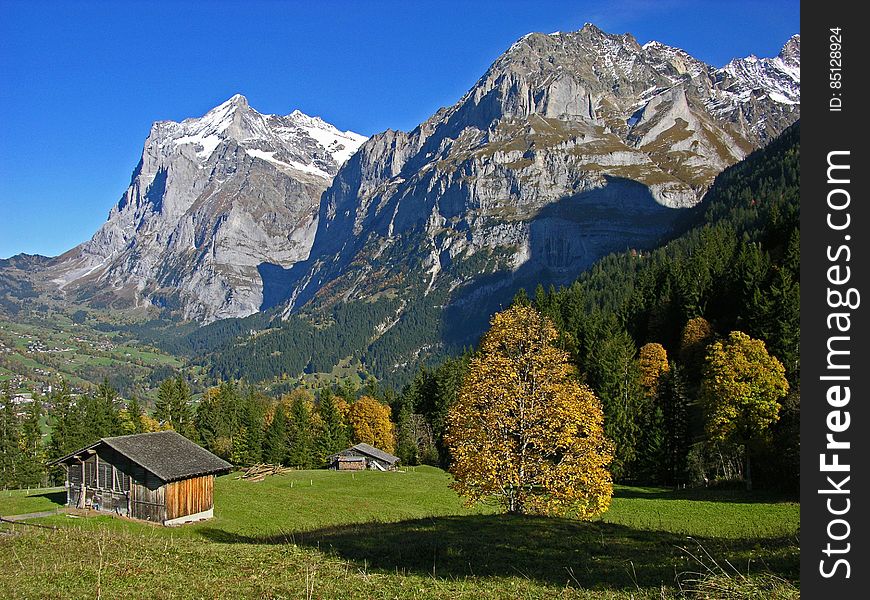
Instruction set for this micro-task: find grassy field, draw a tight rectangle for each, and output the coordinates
[0,468,799,599]
[0,486,66,517]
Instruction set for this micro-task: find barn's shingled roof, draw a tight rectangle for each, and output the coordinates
[50,431,232,482]
[346,442,400,464]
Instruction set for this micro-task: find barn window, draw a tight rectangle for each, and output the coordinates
[113,468,131,493]
[69,463,82,484]
[98,462,113,490]
[85,461,97,487]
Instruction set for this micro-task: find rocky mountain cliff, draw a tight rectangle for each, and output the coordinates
[23,95,366,321]
[3,24,799,375]
[271,25,800,337]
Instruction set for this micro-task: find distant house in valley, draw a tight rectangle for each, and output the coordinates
[49,430,232,526]
[328,443,400,471]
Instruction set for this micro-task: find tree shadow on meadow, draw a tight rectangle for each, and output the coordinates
[27,490,67,506]
[613,486,798,504]
[197,514,798,590]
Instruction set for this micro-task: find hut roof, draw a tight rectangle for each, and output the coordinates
[50,431,232,482]
[347,443,400,465]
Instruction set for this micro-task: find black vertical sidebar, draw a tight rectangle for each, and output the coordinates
[801,2,868,597]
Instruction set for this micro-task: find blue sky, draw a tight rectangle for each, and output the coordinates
[0,0,799,259]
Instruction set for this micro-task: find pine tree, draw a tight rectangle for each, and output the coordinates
[512,287,531,307]
[395,405,419,466]
[314,393,349,465]
[634,402,666,484]
[263,405,288,465]
[287,393,314,468]
[172,376,196,439]
[659,364,692,485]
[16,398,45,487]
[762,267,800,382]
[83,379,123,439]
[231,427,250,466]
[240,386,265,464]
[0,387,20,488]
[156,376,195,438]
[122,397,147,434]
[46,381,92,467]
[155,378,176,427]
[585,324,642,480]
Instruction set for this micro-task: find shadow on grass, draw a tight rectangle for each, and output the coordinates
[614,486,798,504]
[197,514,798,590]
[28,491,67,505]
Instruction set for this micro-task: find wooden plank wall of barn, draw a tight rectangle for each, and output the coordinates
[165,475,214,520]
[129,465,166,523]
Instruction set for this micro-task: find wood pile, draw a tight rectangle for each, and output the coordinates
[235,463,293,482]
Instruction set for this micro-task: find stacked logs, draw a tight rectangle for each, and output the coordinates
[235,463,293,482]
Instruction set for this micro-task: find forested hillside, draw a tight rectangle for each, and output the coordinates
[403,122,800,489]
[552,121,800,379]
[531,122,798,487]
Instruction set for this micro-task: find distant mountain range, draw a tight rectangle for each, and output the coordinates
[1,24,799,380]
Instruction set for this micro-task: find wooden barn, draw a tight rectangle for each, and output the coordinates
[328,443,400,471]
[49,430,232,526]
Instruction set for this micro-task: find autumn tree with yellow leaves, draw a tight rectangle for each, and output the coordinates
[347,395,396,454]
[445,305,613,519]
[701,331,788,490]
[637,343,669,399]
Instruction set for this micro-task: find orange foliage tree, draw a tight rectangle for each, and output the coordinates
[347,395,396,453]
[638,342,670,399]
[679,316,714,375]
[445,305,613,518]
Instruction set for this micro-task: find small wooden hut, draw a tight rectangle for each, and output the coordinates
[328,443,400,471]
[49,430,232,526]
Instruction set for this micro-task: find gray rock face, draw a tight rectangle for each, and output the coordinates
[4,25,798,339]
[42,95,366,321]
[276,25,800,325]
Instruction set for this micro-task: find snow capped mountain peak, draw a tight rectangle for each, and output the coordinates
[225,93,249,105]
[46,94,368,321]
[288,108,321,123]
[718,35,800,105]
[152,96,366,176]
[778,34,800,71]
[204,93,250,115]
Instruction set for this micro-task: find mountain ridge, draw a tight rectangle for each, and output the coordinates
[172,25,799,387]
[267,25,799,323]
[2,25,799,377]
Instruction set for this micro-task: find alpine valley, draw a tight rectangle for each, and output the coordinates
[1,24,800,388]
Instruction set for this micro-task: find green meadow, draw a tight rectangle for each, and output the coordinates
[0,467,799,599]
